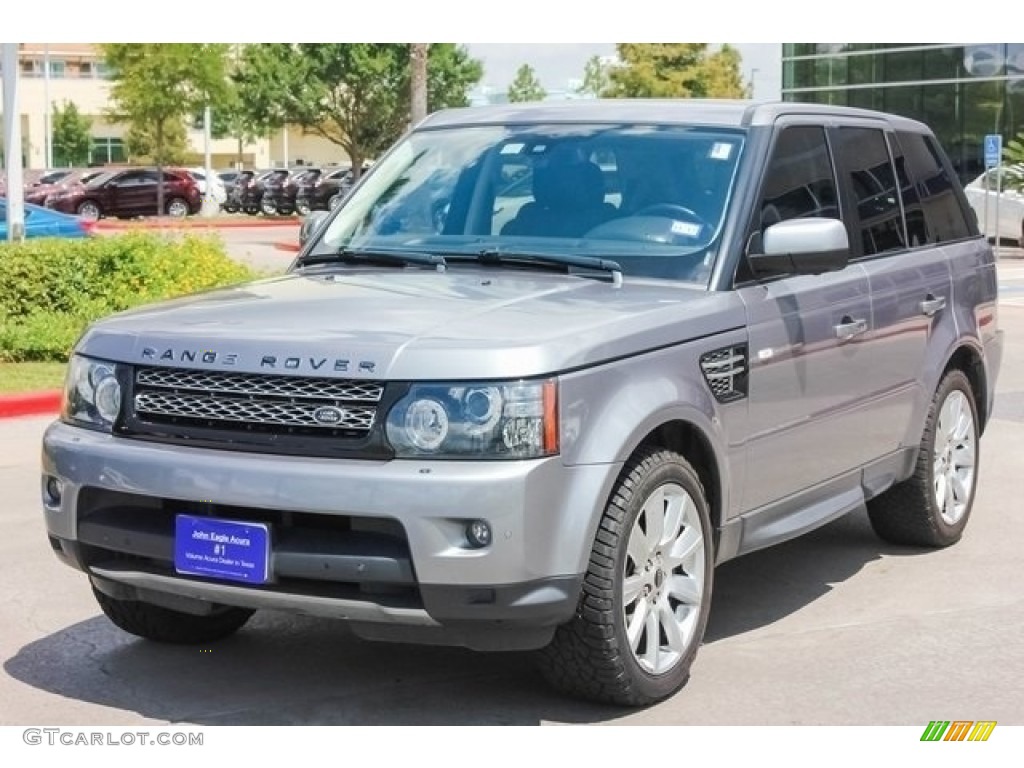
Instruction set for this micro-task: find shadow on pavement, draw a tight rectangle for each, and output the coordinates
[5,508,923,726]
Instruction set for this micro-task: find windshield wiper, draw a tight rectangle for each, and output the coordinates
[297,246,447,271]
[475,248,623,286]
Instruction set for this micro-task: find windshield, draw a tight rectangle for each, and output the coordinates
[312,123,745,284]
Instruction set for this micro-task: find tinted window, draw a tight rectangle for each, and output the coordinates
[835,127,906,256]
[894,131,972,244]
[758,125,840,228]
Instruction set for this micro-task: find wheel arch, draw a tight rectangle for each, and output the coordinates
[942,342,989,434]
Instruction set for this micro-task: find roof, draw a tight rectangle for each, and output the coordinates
[419,99,931,134]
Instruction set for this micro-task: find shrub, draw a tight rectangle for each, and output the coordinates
[0,232,255,362]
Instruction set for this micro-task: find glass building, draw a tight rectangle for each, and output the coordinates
[782,44,1024,183]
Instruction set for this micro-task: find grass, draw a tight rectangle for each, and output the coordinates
[0,362,67,394]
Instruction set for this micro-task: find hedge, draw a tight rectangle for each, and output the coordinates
[0,232,256,362]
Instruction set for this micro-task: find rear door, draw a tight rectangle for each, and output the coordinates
[831,124,955,464]
[737,121,877,511]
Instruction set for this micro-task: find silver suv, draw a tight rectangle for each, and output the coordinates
[42,101,1003,706]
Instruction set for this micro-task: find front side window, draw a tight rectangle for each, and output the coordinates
[311,124,746,284]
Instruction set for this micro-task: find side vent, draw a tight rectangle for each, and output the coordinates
[699,345,748,403]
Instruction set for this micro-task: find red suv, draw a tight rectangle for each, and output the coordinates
[46,167,201,220]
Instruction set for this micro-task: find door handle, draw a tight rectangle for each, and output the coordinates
[834,317,868,340]
[919,294,947,317]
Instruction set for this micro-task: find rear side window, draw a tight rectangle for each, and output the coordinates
[894,131,972,245]
[834,127,906,256]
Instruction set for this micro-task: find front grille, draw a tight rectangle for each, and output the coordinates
[135,391,377,431]
[125,366,394,455]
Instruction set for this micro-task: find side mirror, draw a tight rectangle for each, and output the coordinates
[748,218,850,277]
[300,210,329,246]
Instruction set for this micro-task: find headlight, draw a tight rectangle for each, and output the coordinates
[62,355,124,431]
[386,378,558,459]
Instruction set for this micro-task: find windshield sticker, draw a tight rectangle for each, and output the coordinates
[501,143,525,155]
[671,221,702,237]
[710,142,734,160]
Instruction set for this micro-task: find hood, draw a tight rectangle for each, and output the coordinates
[76,268,745,380]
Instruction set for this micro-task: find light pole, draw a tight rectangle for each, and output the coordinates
[44,44,53,168]
[201,104,218,217]
[3,42,26,242]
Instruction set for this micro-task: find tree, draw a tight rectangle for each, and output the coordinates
[577,55,610,98]
[125,117,188,166]
[51,100,92,167]
[605,44,747,99]
[410,44,429,127]
[233,44,482,181]
[102,44,231,214]
[507,64,546,103]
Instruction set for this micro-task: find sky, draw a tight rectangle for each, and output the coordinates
[464,43,783,99]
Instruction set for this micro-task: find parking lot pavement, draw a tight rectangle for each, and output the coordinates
[1,312,1022,726]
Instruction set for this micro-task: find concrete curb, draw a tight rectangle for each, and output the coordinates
[96,217,301,231]
[0,390,61,419]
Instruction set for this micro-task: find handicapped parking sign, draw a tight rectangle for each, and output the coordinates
[984,134,1002,168]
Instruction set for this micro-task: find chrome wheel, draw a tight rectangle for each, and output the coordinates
[933,389,976,526]
[167,198,189,217]
[622,482,706,676]
[77,201,100,220]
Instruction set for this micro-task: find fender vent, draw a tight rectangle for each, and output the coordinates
[700,345,748,403]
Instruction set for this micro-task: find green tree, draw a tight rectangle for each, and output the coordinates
[577,55,609,98]
[51,100,92,167]
[102,44,231,213]
[125,117,188,166]
[605,43,747,98]
[233,44,482,180]
[507,64,546,103]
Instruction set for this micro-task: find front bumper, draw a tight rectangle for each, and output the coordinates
[42,421,618,649]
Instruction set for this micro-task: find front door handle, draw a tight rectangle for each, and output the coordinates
[834,317,868,340]
[920,294,947,317]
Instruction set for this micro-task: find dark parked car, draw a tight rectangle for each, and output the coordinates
[258,167,317,215]
[24,169,106,206]
[47,167,201,220]
[224,169,278,215]
[294,164,370,213]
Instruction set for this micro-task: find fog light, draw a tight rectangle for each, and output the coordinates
[44,476,63,506]
[466,519,492,548]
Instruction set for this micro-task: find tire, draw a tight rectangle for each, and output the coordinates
[537,446,714,706]
[328,193,343,210]
[166,197,189,218]
[244,206,260,216]
[76,200,101,220]
[92,586,254,645]
[295,197,311,216]
[260,198,278,216]
[867,369,979,547]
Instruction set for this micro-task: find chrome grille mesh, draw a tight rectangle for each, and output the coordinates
[132,366,384,435]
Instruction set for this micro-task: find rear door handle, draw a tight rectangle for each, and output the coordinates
[834,317,868,340]
[920,294,947,317]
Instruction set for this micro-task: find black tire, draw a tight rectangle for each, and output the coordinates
[244,206,260,216]
[328,193,343,210]
[260,199,278,216]
[295,197,311,216]
[867,369,980,547]
[76,200,101,220]
[537,446,714,706]
[92,586,254,644]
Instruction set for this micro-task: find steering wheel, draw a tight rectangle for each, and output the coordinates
[634,204,711,233]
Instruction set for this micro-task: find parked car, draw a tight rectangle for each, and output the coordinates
[963,164,1024,243]
[186,167,228,207]
[225,168,277,215]
[294,164,371,213]
[41,101,1001,707]
[0,198,95,239]
[258,167,315,215]
[46,167,202,220]
[24,169,106,207]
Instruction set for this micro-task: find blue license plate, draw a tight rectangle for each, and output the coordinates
[174,515,271,585]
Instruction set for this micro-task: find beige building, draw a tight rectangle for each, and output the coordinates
[6,44,348,170]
